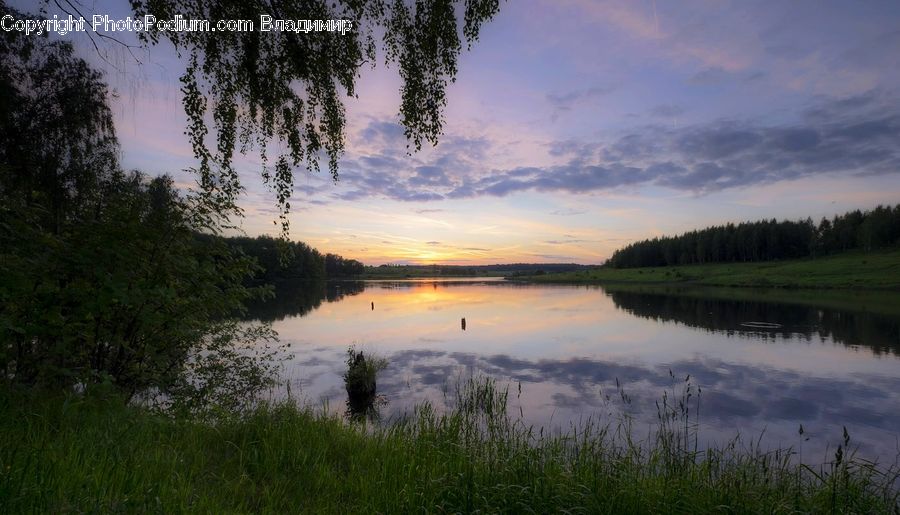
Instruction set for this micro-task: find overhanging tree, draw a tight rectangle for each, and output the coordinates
[123,0,502,232]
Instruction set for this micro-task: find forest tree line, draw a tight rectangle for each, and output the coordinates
[368,263,588,277]
[608,204,900,268]
[207,235,365,283]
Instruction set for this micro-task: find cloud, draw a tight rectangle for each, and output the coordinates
[408,166,452,187]
[545,239,589,245]
[335,94,900,202]
[549,208,587,216]
[379,348,900,434]
[689,66,731,85]
[650,104,685,118]
[744,70,767,82]
[547,85,616,109]
[433,135,492,161]
[546,85,615,115]
[529,253,576,260]
[547,140,598,160]
[359,120,407,146]
[676,125,764,159]
[294,185,319,196]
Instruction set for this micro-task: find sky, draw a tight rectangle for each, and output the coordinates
[20,0,900,264]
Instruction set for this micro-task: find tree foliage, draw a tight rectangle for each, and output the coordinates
[212,234,328,282]
[1,171,268,396]
[200,234,365,282]
[128,0,502,232]
[608,205,900,268]
[608,288,900,356]
[0,6,279,412]
[0,3,118,231]
[325,252,365,276]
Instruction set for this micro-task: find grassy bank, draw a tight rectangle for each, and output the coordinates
[2,380,898,513]
[516,249,900,289]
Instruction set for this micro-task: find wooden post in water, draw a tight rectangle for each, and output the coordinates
[371,301,374,310]
[461,317,466,331]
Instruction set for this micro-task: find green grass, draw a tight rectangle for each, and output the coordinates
[2,379,898,513]
[516,249,900,290]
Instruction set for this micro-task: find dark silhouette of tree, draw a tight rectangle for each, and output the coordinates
[325,253,365,277]
[242,279,365,322]
[609,206,900,268]
[224,234,328,281]
[0,4,118,233]
[607,287,900,356]
[196,233,364,281]
[0,7,278,410]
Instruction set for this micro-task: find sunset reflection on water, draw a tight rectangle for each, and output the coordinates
[258,279,900,462]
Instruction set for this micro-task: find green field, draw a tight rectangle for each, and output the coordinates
[2,380,898,513]
[515,249,900,290]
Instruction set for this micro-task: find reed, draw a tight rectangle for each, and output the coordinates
[1,377,898,513]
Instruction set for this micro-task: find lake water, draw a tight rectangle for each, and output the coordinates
[249,279,900,463]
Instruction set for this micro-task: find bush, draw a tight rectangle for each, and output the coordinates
[0,11,280,412]
[0,172,281,412]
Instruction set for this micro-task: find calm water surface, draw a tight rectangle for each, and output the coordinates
[250,279,900,462]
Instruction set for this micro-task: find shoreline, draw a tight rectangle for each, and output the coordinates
[506,249,900,291]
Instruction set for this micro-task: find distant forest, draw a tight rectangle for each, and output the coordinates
[609,204,900,268]
[368,263,589,277]
[205,235,365,282]
[205,235,589,281]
